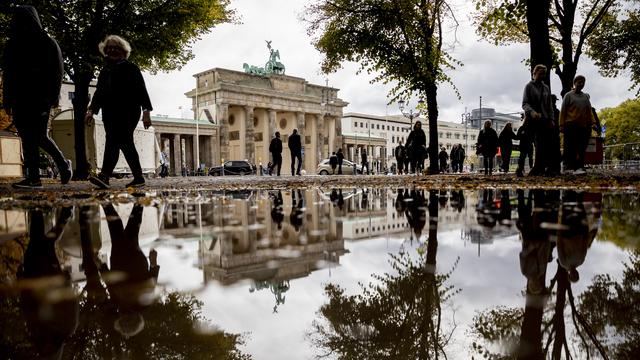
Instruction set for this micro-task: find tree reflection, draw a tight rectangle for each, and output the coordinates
[0,205,251,360]
[471,190,608,360]
[578,251,640,359]
[310,190,458,359]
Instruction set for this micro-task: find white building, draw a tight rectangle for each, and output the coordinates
[341,113,478,171]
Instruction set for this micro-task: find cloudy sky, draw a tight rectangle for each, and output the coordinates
[143,0,636,124]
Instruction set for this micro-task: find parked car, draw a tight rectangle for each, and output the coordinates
[209,160,256,176]
[316,159,362,175]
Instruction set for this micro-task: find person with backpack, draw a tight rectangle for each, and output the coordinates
[477,120,499,175]
[498,122,517,173]
[438,146,449,173]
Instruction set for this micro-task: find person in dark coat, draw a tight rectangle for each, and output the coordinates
[516,116,534,177]
[336,148,344,174]
[86,35,153,189]
[455,143,466,173]
[406,121,427,174]
[329,151,338,174]
[288,128,302,175]
[522,64,556,176]
[269,131,282,176]
[449,145,458,172]
[2,6,72,189]
[394,140,406,174]
[360,148,369,175]
[438,146,449,173]
[476,120,499,175]
[498,122,517,173]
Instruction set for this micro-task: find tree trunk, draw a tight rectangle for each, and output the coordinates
[526,0,553,87]
[71,72,92,179]
[426,83,439,174]
[559,0,578,97]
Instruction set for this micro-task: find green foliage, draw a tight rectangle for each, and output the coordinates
[303,0,461,103]
[599,98,640,159]
[0,0,236,77]
[587,0,640,94]
[598,193,640,249]
[309,250,459,359]
[578,251,640,359]
[472,0,616,94]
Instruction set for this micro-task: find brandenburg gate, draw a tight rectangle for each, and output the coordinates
[185,42,348,175]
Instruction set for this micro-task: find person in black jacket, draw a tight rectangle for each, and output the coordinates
[406,121,427,174]
[2,6,73,189]
[86,35,153,189]
[394,141,406,174]
[288,128,302,175]
[438,146,449,173]
[498,122,517,173]
[477,120,499,175]
[336,148,344,174]
[329,152,338,174]
[269,132,282,176]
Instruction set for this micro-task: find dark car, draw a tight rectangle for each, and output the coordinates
[209,160,256,176]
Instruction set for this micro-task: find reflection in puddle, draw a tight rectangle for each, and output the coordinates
[0,189,638,359]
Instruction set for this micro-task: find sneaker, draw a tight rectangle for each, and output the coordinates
[126,177,145,188]
[89,174,110,189]
[60,160,73,185]
[12,178,43,189]
[573,168,586,175]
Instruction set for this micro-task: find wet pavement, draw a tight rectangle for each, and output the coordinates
[0,187,638,359]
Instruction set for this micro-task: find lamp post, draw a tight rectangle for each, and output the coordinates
[397,99,424,129]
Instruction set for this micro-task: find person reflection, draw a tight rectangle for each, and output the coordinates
[405,189,427,241]
[438,189,448,209]
[516,190,556,359]
[556,191,599,283]
[477,189,498,228]
[394,188,408,217]
[289,189,304,232]
[498,190,513,226]
[80,203,159,340]
[337,189,344,211]
[19,207,78,360]
[270,190,284,230]
[360,188,369,210]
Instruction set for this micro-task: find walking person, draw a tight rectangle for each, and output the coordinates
[159,151,169,178]
[269,131,282,176]
[516,117,534,177]
[394,141,407,174]
[559,75,596,175]
[438,146,449,173]
[498,122,517,173]
[329,152,338,174]
[361,148,369,175]
[336,148,344,174]
[86,35,152,189]
[522,64,556,176]
[2,5,73,189]
[455,143,466,173]
[476,120,499,175]
[449,145,458,173]
[288,128,302,175]
[406,121,427,174]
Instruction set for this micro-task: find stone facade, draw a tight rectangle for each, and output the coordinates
[186,68,348,175]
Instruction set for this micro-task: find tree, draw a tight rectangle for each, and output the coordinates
[598,98,640,160]
[303,0,460,174]
[309,191,459,359]
[587,0,640,95]
[473,0,615,95]
[0,1,235,179]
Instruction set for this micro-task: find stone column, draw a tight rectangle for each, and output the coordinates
[219,103,230,162]
[296,111,306,171]
[316,113,324,162]
[172,134,182,176]
[268,109,277,138]
[244,106,255,163]
[192,135,199,171]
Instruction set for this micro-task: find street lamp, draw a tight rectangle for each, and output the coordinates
[398,99,424,129]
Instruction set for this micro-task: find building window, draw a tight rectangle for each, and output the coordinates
[455,133,460,139]
[354,122,358,128]
[463,134,467,139]
[446,133,451,139]
[439,132,443,138]
[471,135,476,140]
[376,124,380,129]
[68,92,74,100]
[387,125,390,130]
[392,136,395,143]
